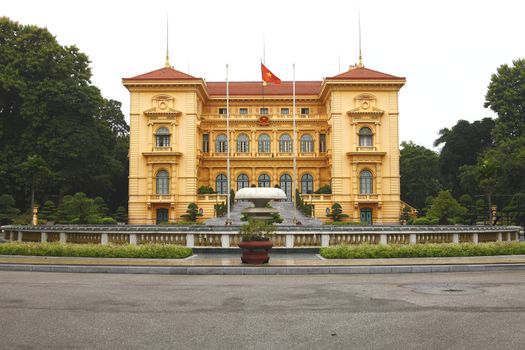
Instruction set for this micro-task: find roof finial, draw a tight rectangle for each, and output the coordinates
[165,14,171,68]
[358,8,363,68]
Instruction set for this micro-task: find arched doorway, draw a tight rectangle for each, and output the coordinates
[280,174,292,201]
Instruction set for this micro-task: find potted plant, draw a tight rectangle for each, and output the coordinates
[238,219,275,264]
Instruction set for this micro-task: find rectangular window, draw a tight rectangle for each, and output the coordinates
[219,108,228,115]
[280,108,289,115]
[260,107,269,115]
[319,133,326,152]
[300,107,310,115]
[202,134,209,153]
[239,108,248,115]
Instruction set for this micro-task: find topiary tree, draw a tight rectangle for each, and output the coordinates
[0,194,21,225]
[181,203,202,222]
[39,200,57,224]
[114,206,128,223]
[55,192,101,224]
[327,202,349,222]
[427,190,467,225]
[93,197,109,217]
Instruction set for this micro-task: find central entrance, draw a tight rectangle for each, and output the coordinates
[280,174,292,201]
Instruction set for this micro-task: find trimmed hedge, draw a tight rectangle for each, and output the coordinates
[320,242,525,259]
[0,242,193,259]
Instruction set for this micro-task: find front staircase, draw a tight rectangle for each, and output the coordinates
[205,200,323,226]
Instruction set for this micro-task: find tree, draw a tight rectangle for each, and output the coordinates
[93,197,109,217]
[434,118,495,196]
[39,200,57,223]
[400,141,442,210]
[56,192,101,224]
[19,155,52,212]
[484,59,525,142]
[503,193,525,227]
[327,203,349,222]
[181,203,202,222]
[114,206,128,223]
[427,191,467,225]
[458,194,477,225]
[0,17,129,212]
[0,194,20,225]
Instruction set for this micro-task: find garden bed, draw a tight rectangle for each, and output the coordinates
[0,242,192,259]
[320,242,525,259]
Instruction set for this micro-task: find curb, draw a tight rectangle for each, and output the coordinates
[1,263,525,275]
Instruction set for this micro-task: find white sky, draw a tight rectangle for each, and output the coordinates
[3,0,525,149]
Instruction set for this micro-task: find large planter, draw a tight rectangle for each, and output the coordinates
[238,240,273,264]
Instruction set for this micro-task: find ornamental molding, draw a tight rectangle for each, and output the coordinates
[347,93,385,117]
[143,94,182,118]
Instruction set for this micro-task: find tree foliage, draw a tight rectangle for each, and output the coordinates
[180,203,202,222]
[0,17,128,212]
[434,118,494,196]
[400,141,441,210]
[326,202,349,222]
[427,190,467,225]
[0,194,20,225]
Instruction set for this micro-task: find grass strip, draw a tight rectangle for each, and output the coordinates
[0,242,193,259]
[320,242,525,259]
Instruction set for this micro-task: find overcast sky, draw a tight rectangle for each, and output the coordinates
[3,0,525,149]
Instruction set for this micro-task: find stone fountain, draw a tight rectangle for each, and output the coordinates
[235,187,287,222]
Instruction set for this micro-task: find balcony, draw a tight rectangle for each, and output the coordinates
[152,146,172,152]
[202,113,326,121]
[148,195,175,203]
[355,194,380,202]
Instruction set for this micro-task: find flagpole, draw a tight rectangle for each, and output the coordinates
[292,63,297,225]
[226,64,232,226]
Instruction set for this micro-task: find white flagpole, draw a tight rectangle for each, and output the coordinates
[292,63,297,225]
[226,64,232,225]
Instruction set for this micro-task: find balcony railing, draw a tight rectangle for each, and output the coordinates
[355,194,380,201]
[148,194,174,202]
[203,113,325,120]
[153,146,172,152]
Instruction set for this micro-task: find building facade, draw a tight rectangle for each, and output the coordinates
[122,64,405,224]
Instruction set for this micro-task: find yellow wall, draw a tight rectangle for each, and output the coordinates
[124,70,404,224]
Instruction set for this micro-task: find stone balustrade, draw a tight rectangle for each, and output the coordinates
[1,225,520,248]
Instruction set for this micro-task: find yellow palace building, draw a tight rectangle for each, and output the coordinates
[122,61,405,225]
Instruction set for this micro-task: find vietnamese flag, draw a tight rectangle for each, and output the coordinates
[261,63,281,84]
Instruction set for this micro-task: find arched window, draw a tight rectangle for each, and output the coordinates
[300,134,313,153]
[360,170,373,194]
[258,134,271,153]
[279,134,292,153]
[236,134,250,153]
[155,127,170,147]
[156,170,169,195]
[359,127,373,147]
[258,174,270,187]
[215,174,228,194]
[237,174,249,190]
[280,174,292,200]
[301,174,314,194]
[216,134,228,153]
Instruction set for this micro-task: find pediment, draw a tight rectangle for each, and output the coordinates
[143,106,182,117]
[144,94,182,117]
[347,93,384,116]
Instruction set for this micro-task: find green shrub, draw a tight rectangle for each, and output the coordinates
[412,217,431,225]
[320,242,525,259]
[0,242,193,259]
[101,217,118,225]
[324,221,364,226]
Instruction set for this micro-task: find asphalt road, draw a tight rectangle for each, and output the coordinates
[1,271,524,350]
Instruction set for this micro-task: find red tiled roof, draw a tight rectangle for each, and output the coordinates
[124,67,199,80]
[206,81,321,96]
[328,66,404,80]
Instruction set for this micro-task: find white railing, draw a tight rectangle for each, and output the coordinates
[2,226,520,248]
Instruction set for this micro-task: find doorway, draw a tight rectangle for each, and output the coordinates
[156,208,169,224]
[360,208,373,225]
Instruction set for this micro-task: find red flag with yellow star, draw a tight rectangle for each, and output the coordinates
[261,63,281,84]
